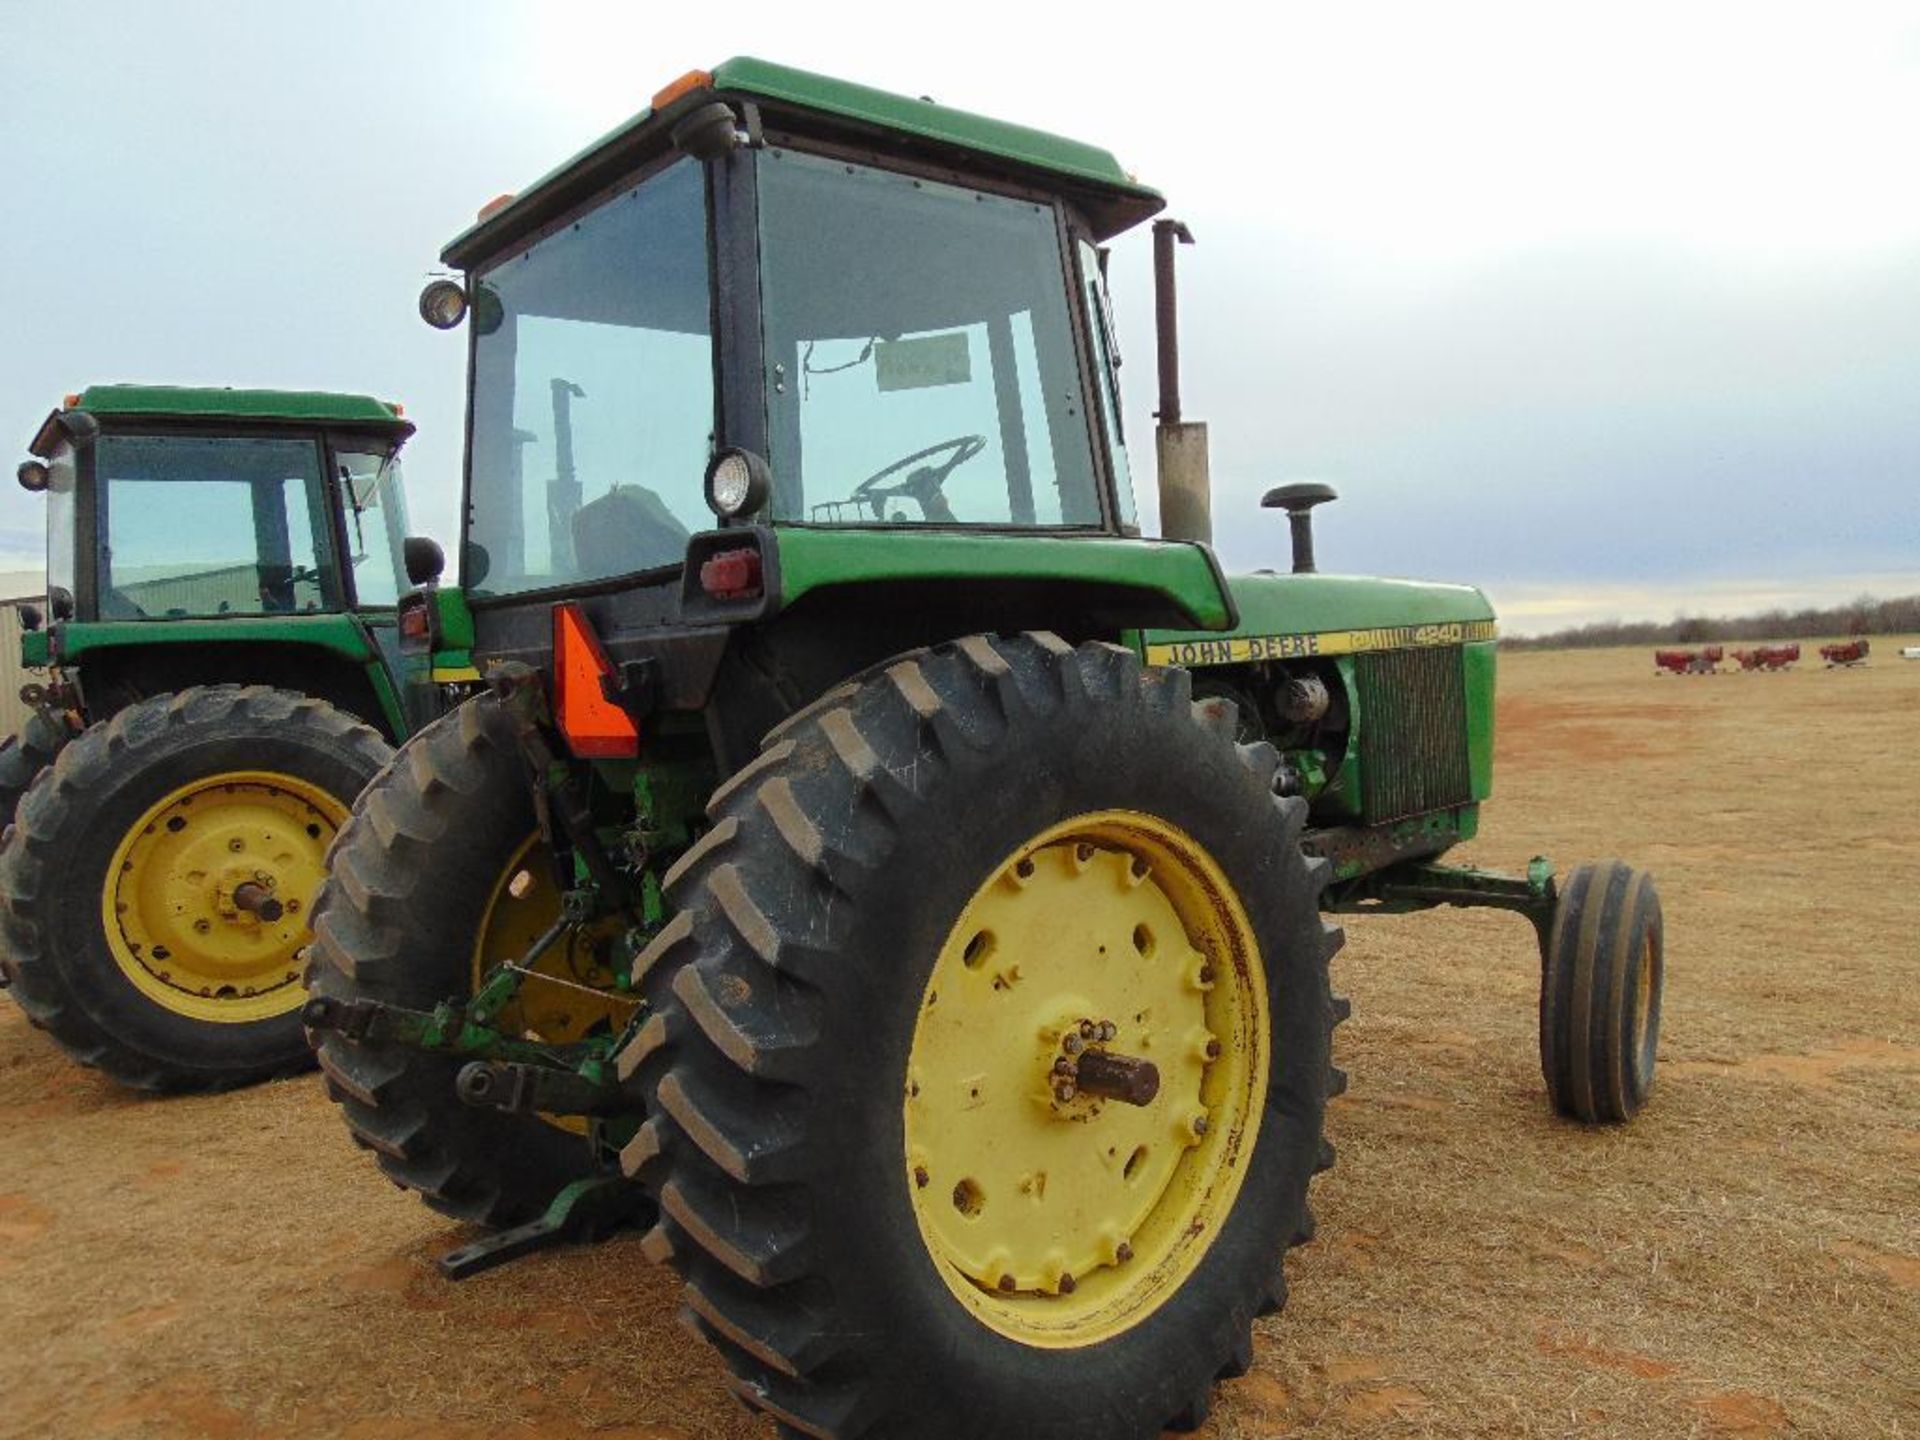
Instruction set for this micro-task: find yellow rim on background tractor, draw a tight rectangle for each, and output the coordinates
[472,834,634,1132]
[103,771,347,1024]
[905,810,1270,1348]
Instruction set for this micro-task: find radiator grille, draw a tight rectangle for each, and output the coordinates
[1355,646,1473,821]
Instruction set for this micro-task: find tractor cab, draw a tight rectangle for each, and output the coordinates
[20,385,415,627]
[15,385,429,730]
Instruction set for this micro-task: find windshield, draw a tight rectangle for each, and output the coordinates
[332,445,410,608]
[95,434,337,618]
[757,149,1102,528]
[465,157,713,598]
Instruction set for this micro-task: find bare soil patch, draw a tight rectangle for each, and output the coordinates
[2,643,1914,1437]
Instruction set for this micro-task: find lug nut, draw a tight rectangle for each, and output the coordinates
[1099,1021,1117,1042]
[1116,1243,1134,1263]
[1205,1039,1222,1059]
[914,1166,929,1189]
[998,1274,1017,1292]
[1079,1020,1097,1040]
[1191,1114,1210,1137]
[1058,1273,1076,1295]
[1054,1082,1077,1102]
[1198,964,1216,984]
[1063,1033,1085,1056]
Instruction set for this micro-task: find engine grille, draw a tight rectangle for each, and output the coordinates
[1354,646,1473,822]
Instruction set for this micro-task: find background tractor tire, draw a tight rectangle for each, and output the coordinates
[0,686,388,1091]
[620,634,1347,1440]
[1540,859,1664,1123]
[306,695,604,1228]
[0,710,70,832]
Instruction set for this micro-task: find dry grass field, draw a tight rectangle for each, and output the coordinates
[1,644,1914,1439]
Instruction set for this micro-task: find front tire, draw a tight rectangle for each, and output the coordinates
[619,635,1345,1440]
[0,686,388,1091]
[1540,860,1664,1123]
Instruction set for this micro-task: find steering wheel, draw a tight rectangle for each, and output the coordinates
[848,435,987,520]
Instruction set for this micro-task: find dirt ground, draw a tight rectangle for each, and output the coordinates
[2,643,1914,1439]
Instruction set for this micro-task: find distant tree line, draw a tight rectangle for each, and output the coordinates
[1503,592,1920,650]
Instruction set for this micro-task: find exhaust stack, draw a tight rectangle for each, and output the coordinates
[1153,220,1211,545]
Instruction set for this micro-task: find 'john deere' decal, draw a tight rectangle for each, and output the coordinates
[1146,619,1497,669]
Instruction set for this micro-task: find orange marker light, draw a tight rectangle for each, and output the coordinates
[552,603,639,759]
[62,393,81,408]
[476,192,517,223]
[650,68,713,111]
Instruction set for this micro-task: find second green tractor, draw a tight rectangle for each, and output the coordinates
[1,386,472,1090]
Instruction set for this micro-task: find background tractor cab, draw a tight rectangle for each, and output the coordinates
[16,385,428,734]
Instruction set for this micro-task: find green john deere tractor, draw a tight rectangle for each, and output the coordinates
[0,385,474,1091]
[304,60,1666,1440]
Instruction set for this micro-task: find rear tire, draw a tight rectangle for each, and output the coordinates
[0,686,388,1091]
[306,695,607,1228]
[0,710,70,832]
[619,634,1345,1440]
[1540,860,1664,1123]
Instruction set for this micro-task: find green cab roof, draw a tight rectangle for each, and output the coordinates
[444,56,1165,268]
[31,385,410,456]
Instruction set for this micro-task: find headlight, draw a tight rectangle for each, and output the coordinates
[418,279,469,330]
[704,448,771,519]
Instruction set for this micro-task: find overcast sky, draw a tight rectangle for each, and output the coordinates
[2,1,1914,632]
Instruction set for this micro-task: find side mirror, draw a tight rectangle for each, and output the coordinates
[48,587,75,621]
[16,603,43,632]
[402,536,446,587]
[1260,483,1338,574]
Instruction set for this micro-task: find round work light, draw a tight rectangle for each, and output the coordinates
[705,448,772,519]
[16,460,50,493]
[418,279,470,330]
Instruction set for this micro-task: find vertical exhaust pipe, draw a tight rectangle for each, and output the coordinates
[1153,219,1212,545]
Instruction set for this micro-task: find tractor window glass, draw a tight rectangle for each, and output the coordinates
[95,435,337,618]
[465,158,713,598]
[333,446,410,608]
[1079,242,1137,530]
[756,150,1101,528]
[44,443,77,607]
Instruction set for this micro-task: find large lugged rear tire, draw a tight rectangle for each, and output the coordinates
[0,710,71,832]
[1540,860,1664,1123]
[618,634,1346,1440]
[0,686,388,1091]
[306,696,612,1228]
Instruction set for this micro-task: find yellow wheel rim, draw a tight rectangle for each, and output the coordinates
[473,834,633,1132]
[102,771,347,1025]
[905,810,1270,1348]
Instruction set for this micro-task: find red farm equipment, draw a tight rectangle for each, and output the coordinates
[1654,645,1723,675]
[1731,643,1800,672]
[1820,639,1871,667]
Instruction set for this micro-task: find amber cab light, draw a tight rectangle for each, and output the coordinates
[552,603,640,759]
[651,68,713,110]
[699,547,762,601]
[397,596,432,646]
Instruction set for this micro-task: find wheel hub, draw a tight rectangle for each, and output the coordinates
[103,772,345,1024]
[904,810,1269,1347]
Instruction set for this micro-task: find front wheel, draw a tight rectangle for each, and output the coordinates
[0,686,389,1091]
[1540,860,1664,1123]
[619,635,1346,1439]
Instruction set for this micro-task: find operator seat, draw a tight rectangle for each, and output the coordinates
[571,484,690,576]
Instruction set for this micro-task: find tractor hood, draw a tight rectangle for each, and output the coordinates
[1141,573,1495,669]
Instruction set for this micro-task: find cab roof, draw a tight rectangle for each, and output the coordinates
[443,56,1166,269]
[30,385,410,457]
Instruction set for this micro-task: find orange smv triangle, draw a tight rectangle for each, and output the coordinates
[552,603,640,759]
